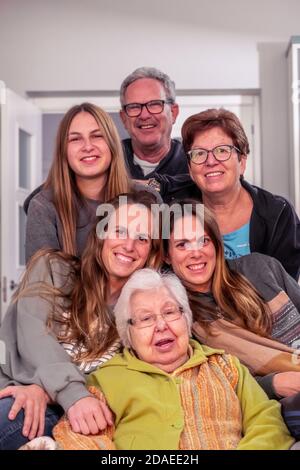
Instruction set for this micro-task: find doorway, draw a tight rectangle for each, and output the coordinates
[0,88,42,319]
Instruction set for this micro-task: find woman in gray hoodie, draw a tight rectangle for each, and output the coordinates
[0,191,162,450]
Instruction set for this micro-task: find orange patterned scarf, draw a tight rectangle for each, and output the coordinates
[176,354,241,449]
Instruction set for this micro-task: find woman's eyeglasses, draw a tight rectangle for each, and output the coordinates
[128,306,183,329]
[187,145,241,165]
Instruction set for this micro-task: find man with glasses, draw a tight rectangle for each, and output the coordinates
[119,67,189,187]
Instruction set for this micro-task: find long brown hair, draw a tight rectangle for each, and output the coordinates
[165,200,272,336]
[44,102,130,255]
[15,190,162,360]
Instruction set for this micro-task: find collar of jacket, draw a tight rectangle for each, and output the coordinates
[99,339,224,375]
[122,138,185,179]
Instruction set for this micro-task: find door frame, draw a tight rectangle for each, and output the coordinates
[0,88,42,320]
[287,38,300,215]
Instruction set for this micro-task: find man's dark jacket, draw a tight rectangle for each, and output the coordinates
[122,138,188,179]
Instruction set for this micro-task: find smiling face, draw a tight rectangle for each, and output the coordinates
[101,204,153,287]
[188,127,246,197]
[67,111,112,182]
[120,78,179,159]
[129,287,189,372]
[167,215,217,293]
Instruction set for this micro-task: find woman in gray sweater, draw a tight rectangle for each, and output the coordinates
[0,191,162,450]
[24,102,130,262]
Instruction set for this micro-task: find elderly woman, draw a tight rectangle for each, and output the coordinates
[164,200,300,440]
[45,268,293,450]
[158,108,300,280]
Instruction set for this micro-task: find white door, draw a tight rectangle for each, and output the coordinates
[0,87,42,320]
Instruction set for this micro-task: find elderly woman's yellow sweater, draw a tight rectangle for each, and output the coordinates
[87,340,293,450]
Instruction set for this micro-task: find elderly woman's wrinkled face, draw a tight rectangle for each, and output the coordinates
[128,287,189,373]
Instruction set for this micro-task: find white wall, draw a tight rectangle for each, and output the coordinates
[1,0,300,95]
[259,43,291,200]
[1,0,300,200]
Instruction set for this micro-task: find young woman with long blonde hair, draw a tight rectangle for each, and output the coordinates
[25,102,130,260]
[0,190,162,449]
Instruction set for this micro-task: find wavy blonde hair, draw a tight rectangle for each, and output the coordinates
[15,191,163,360]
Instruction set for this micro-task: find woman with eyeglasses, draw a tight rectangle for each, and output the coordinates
[39,269,293,450]
[0,191,162,450]
[119,67,188,181]
[158,108,300,280]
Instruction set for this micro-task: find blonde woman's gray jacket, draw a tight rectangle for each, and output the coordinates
[0,255,92,412]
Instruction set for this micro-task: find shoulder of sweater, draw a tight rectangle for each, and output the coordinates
[27,188,55,208]
[25,190,58,225]
[48,254,73,273]
[228,252,283,273]
[227,253,286,292]
[30,252,73,278]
